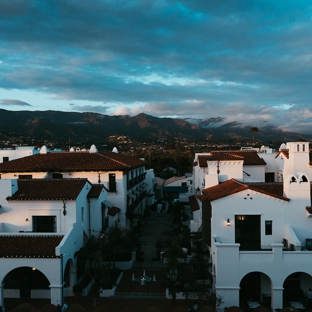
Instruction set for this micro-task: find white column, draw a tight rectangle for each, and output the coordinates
[216,286,240,310]
[271,286,284,311]
[50,284,63,307]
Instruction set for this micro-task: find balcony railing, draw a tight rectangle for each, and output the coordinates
[108,182,117,193]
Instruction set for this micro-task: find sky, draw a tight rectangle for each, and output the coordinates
[1,1,312,133]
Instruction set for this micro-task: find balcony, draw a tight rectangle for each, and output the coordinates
[127,174,146,190]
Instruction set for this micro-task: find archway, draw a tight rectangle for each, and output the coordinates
[240,271,272,304]
[283,272,312,306]
[3,266,50,298]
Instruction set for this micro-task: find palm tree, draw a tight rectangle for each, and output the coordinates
[250,126,259,143]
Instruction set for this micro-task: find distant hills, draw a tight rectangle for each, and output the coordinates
[0,109,311,143]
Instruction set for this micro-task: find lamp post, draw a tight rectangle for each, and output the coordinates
[168,267,178,307]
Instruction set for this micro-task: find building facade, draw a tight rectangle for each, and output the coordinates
[0,178,106,308]
[196,141,312,310]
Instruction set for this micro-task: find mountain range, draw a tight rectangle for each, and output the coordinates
[0,109,311,143]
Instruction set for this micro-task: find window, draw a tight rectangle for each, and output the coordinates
[18,175,32,179]
[297,144,299,152]
[108,173,116,192]
[303,144,305,152]
[81,207,84,222]
[235,215,261,250]
[182,182,187,187]
[265,172,275,182]
[265,221,272,235]
[52,173,63,179]
[3,157,9,162]
[33,216,56,232]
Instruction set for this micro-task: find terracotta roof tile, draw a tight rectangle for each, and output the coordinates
[7,179,87,200]
[199,179,289,202]
[87,184,105,198]
[275,149,289,159]
[0,152,147,173]
[189,195,200,212]
[197,150,266,167]
[0,235,63,257]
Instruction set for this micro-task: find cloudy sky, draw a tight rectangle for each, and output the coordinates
[1,1,312,133]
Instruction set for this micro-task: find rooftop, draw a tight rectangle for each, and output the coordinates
[0,151,147,173]
[7,178,88,201]
[0,235,64,258]
[197,150,266,167]
[199,179,289,203]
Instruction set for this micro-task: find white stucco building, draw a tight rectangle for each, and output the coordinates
[0,145,150,229]
[0,146,39,163]
[0,145,153,309]
[0,178,106,309]
[196,141,312,310]
[163,175,193,202]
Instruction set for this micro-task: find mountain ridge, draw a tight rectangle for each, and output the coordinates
[0,109,311,143]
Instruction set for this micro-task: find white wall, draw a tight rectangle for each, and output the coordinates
[0,146,39,163]
[89,188,107,234]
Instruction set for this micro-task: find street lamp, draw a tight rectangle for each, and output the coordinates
[168,267,178,307]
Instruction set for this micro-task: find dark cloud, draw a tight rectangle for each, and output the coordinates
[0,99,31,106]
[0,0,312,133]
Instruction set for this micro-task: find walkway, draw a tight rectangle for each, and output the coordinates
[114,208,173,299]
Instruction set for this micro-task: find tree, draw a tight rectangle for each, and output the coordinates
[74,233,101,281]
[250,126,259,143]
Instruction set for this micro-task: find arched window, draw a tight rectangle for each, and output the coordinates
[301,175,308,182]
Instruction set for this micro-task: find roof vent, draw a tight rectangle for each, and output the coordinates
[89,144,98,153]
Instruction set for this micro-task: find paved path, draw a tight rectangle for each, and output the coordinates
[115,209,173,299]
[132,209,173,270]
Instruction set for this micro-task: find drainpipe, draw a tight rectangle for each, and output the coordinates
[88,199,91,238]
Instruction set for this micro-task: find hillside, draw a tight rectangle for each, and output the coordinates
[0,109,311,143]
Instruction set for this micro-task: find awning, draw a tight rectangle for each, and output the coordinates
[108,206,120,216]
[102,200,114,208]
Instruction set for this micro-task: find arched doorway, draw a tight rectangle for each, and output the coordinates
[240,272,272,304]
[63,258,75,297]
[283,272,312,306]
[3,266,50,298]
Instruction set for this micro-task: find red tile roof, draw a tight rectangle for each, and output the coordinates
[0,152,147,173]
[87,184,105,198]
[0,235,64,257]
[276,149,312,164]
[7,179,88,201]
[197,150,266,167]
[275,149,289,159]
[189,195,200,212]
[199,179,289,202]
